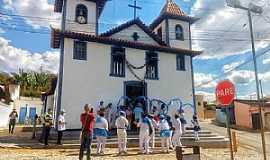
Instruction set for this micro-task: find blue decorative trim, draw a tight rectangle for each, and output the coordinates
[189,22,197,114]
[165,18,170,46]
[56,0,67,125]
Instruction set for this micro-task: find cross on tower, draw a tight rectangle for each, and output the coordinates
[128,0,142,20]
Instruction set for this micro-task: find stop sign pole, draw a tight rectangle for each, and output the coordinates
[216,80,235,160]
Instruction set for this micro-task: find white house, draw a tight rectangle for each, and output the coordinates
[51,0,202,129]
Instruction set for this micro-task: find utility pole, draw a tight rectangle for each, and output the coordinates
[226,1,267,160]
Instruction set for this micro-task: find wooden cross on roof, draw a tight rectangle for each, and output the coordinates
[128,0,142,19]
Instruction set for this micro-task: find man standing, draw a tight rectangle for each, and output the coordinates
[9,109,18,134]
[137,114,153,154]
[57,109,66,145]
[79,104,95,160]
[32,114,40,139]
[158,115,170,153]
[44,109,53,146]
[104,103,112,129]
[115,111,129,155]
[148,114,158,151]
[172,114,183,148]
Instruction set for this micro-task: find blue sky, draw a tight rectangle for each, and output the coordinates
[0,0,270,100]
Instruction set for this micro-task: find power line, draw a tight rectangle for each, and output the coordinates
[195,47,270,88]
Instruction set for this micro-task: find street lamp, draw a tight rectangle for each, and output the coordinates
[226,1,267,160]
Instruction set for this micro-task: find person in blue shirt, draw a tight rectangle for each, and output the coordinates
[158,115,171,153]
[133,103,144,122]
[94,112,108,155]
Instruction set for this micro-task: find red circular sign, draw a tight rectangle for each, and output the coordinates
[215,80,235,106]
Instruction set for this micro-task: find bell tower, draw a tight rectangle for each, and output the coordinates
[149,0,198,49]
[54,0,107,35]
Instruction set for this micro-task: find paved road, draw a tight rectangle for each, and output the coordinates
[201,121,270,158]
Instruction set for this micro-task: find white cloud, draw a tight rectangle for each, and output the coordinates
[191,0,270,59]
[227,70,255,84]
[0,37,59,74]
[259,71,270,82]
[0,28,5,34]
[194,73,217,88]
[222,60,244,73]
[3,0,60,28]
[263,55,270,65]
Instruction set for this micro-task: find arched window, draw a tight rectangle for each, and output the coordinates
[75,4,88,24]
[175,25,184,40]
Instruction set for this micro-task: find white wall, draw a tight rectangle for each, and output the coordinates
[60,38,194,129]
[0,102,11,127]
[65,0,96,34]
[168,19,190,49]
[13,97,43,118]
[153,21,166,43]
[111,24,159,45]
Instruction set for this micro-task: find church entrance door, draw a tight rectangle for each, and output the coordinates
[124,81,147,107]
[124,81,147,131]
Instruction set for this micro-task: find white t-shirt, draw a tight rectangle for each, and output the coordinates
[173,118,182,134]
[58,115,66,131]
[158,119,170,131]
[115,116,129,129]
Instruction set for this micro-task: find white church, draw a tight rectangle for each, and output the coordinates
[51,0,202,129]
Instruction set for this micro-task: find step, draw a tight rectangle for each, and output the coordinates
[35,138,229,149]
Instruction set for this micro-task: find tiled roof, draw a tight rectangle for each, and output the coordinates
[149,0,198,30]
[234,99,270,107]
[100,18,166,46]
[160,0,186,17]
[54,0,107,17]
[51,28,202,57]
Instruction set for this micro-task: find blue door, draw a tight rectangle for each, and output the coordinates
[19,107,27,124]
[29,107,36,123]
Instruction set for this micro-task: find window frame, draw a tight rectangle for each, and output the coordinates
[176,55,186,71]
[175,24,184,41]
[73,40,87,60]
[75,4,88,24]
[110,46,126,78]
[157,27,162,40]
[145,51,159,80]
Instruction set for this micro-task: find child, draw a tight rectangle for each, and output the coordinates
[94,112,109,155]
[172,114,182,148]
[191,115,201,141]
[158,115,171,153]
[137,114,153,154]
[115,111,129,155]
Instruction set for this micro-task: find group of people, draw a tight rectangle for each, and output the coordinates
[78,101,201,160]
[8,100,200,160]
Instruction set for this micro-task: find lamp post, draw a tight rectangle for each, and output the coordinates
[226,1,267,160]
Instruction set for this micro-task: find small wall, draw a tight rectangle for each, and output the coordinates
[204,110,216,119]
[0,102,12,127]
[234,102,252,129]
[13,97,43,124]
[216,109,226,124]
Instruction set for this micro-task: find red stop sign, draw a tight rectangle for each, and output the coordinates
[215,80,235,106]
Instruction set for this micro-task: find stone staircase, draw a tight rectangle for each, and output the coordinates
[46,129,229,149]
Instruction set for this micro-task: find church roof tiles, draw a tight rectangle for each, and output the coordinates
[149,0,198,30]
[160,0,186,17]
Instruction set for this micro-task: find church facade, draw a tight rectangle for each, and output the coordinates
[51,0,202,129]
